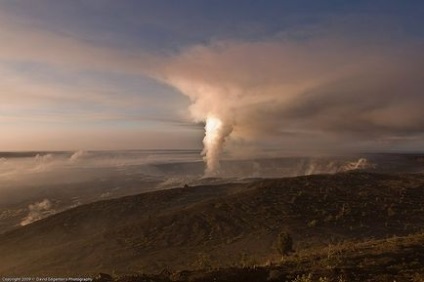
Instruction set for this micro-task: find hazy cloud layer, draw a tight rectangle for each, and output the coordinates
[0,12,198,150]
[0,10,159,74]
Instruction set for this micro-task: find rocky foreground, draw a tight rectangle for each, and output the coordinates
[1,172,424,281]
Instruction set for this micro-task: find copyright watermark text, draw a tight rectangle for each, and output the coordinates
[2,278,93,282]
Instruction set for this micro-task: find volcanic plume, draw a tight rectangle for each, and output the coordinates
[161,35,424,175]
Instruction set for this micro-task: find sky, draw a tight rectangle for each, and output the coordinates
[1,0,424,153]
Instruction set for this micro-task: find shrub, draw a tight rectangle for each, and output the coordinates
[308,219,318,227]
[276,232,294,256]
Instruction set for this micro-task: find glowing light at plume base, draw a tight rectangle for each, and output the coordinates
[202,115,225,176]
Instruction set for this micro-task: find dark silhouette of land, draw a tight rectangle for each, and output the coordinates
[1,172,424,281]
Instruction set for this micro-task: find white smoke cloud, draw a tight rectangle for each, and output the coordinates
[69,150,87,162]
[20,199,54,226]
[31,153,55,172]
[341,158,373,171]
[202,116,233,176]
[303,158,374,176]
[160,35,424,174]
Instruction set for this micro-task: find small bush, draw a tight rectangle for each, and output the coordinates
[276,232,294,256]
[308,219,318,227]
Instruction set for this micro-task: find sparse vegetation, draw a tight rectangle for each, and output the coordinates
[276,232,294,256]
[1,172,424,281]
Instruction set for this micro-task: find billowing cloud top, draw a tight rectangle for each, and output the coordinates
[161,35,424,156]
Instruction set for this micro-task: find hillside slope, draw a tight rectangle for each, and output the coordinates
[0,172,424,276]
[119,232,424,282]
